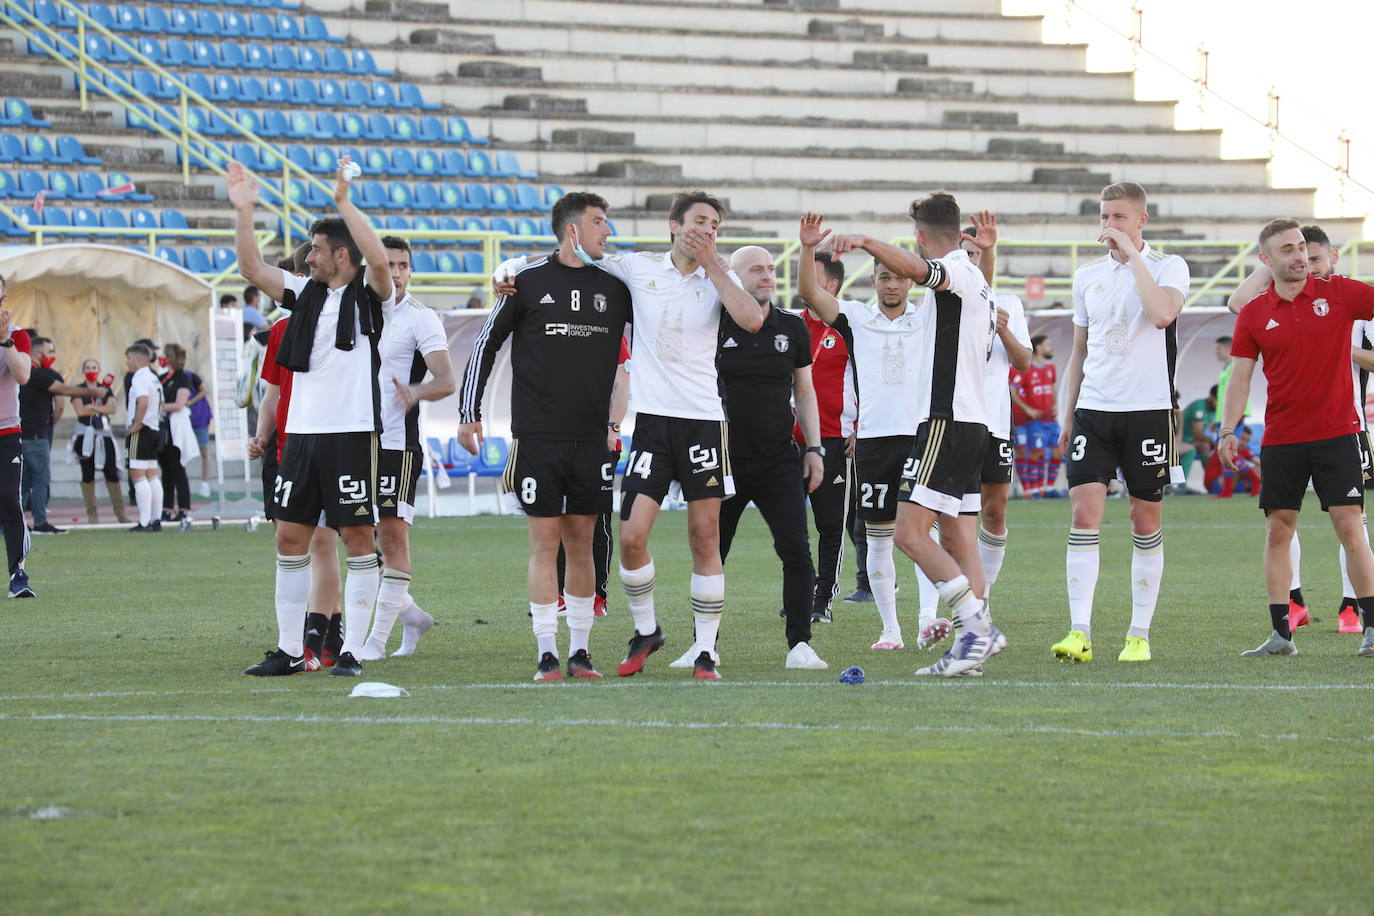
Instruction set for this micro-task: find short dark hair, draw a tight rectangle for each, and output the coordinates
[275,255,295,272]
[30,335,51,350]
[243,285,259,305]
[309,216,362,267]
[1216,335,1232,345]
[125,343,152,359]
[1209,384,1218,397]
[381,235,411,255]
[668,190,725,230]
[134,337,158,352]
[550,191,610,242]
[292,241,311,275]
[813,251,844,288]
[1259,217,1302,249]
[219,293,237,307]
[1031,334,1048,349]
[908,192,961,237]
[1301,224,1331,248]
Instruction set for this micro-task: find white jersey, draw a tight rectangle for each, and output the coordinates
[983,292,1031,439]
[281,270,396,435]
[126,365,163,428]
[836,298,927,439]
[1072,242,1190,412]
[378,292,448,451]
[917,247,997,426]
[594,250,742,422]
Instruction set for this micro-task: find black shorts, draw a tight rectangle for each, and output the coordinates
[262,447,279,521]
[620,413,733,517]
[127,428,160,463]
[1259,434,1365,513]
[1066,408,1182,502]
[377,447,423,524]
[274,431,377,529]
[505,438,615,518]
[853,435,915,522]
[981,434,1014,486]
[901,418,986,517]
[1360,429,1373,489]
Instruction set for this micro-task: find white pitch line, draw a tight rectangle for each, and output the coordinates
[4,711,1373,744]
[0,679,1371,703]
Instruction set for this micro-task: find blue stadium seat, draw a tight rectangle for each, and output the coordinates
[165,38,194,67]
[222,11,247,38]
[212,247,236,271]
[361,147,388,175]
[301,14,341,43]
[436,182,463,211]
[382,215,409,231]
[489,183,515,212]
[0,135,32,164]
[439,149,470,177]
[498,152,538,180]
[263,76,290,103]
[130,36,164,64]
[69,206,98,233]
[185,71,214,101]
[355,180,385,210]
[129,208,156,231]
[414,149,439,177]
[168,8,194,35]
[412,182,439,210]
[543,184,565,206]
[393,115,418,142]
[350,48,391,77]
[445,116,487,145]
[513,217,538,237]
[114,4,141,30]
[309,145,334,174]
[210,73,238,102]
[260,109,290,138]
[183,247,213,273]
[410,250,436,272]
[538,218,553,235]
[106,34,135,64]
[270,45,300,72]
[0,211,23,237]
[291,77,318,107]
[155,246,182,267]
[191,40,218,67]
[317,78,342,106]
[386,181,412,209]
[338,145,364,168]
[462,251,485,273]
[161,208,204,239]
[488,217,514,234]
[512,183,542,212]
[99,208,128,229]
[390,148,417,176]
[416,115,444,144]
[461,183,491,212]
[340,79,369,109]
[12,206,39,229]
[397,82,440,112]
[193,9,223,37]
[66,172,100,201]
[466,149,491,177]
[140,6,169,33]
[461,216,486,233]
[285,144,312,174]
[314,111,345,140]
[16,170,45,196]
[338,112,366,140]
[367,82,395,109]
[475,437,509,476]
[246,12,273,39]
[434,251,459,274]
[45,170,75,198]
[233,110,263,140]
[86,2,116,28]
[412,215,437,234]
[243,42,270,70]
[364,113,394,142]
[81,34,110,62]
[40,207,70,229]
[274,13,300,40]
[323,46,349,73]
[298,46,323,72]
[218,41,248,69]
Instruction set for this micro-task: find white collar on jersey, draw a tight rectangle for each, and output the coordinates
[1104,239,1154,269]
[660,252,706,279]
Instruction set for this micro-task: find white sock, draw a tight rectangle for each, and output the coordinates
[340,554,381,657]
[395,597,434,656]
[363,567,411,656]
[148,477,163,519]
[978,524,1008,595]
[274,553,311,656]
[1066,527,1100,640]
[530,600,559,657]
[565,592,594,655]
[866,523,900,638]
[1289,533,1302,590]
[690,572,724,650]
[620,560,657,636]
[937,575,989,635]
[134,478,153,526]
[1129,530,1164,638]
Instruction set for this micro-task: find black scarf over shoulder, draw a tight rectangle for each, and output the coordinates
[275,272,383,373]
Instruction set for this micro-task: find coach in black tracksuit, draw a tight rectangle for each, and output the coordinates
[718,247,825,654]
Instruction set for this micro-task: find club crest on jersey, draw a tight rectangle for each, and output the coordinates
[593,292,607,313]
[822,334,836,349]
[774,334,790,353]
[1313,298,1329,317]
[693,289,705,302]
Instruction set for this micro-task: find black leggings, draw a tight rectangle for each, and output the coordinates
[158,445,191,511]
[79,437,120,483]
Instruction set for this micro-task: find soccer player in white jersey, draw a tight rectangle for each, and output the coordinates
[357,236,453,660]
[496,191,763,680]
[799,215,923,652]
[231,158,395,677]
[1225,223,1373,635]
[1053,181,1190,664]
[823,196,1006,677]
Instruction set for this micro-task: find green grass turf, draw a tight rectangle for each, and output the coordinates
[3,496,1372,914]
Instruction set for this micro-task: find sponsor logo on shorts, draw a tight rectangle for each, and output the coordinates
[688,444,719,472]
[1140,438,1167,467]
[337,474,368,505]
[706,476,719,487]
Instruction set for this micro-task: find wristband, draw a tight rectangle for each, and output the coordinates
[1219,428,1236,440]
[608,422,621,433]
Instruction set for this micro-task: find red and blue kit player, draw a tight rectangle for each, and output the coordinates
[1011,336,1058,496]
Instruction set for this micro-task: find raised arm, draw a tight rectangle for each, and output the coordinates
[829,234,939,288]
[1217,356,1258,469]
[1101,230,1184,328]
[1227,264,1272,315]
[332,156,392,303]
[682,226,763,333]
[797,212,840,325]
[966,210,997,286]
[227,161,285,303]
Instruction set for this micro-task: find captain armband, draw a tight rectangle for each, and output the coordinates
[917,259,946,289]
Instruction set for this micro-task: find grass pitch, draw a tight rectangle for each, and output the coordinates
[3,496,1372,914]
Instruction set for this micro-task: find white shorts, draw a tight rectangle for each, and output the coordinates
[129,459,159,470]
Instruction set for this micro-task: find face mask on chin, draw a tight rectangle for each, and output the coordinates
[568,227,597,266]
